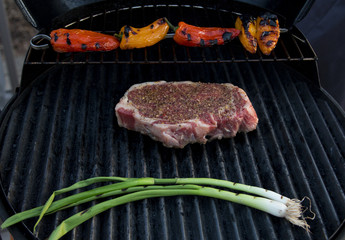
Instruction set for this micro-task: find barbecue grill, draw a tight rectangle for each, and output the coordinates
[1,0,345,239]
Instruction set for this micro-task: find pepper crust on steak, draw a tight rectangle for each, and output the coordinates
[115,81,258,148]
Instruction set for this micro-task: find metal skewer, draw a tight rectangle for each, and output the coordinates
[30,27,288,50]
[30,34,51,50]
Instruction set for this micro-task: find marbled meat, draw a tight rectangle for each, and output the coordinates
[115,81,258,148]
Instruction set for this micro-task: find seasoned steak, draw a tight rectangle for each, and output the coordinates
[115,81,258,148]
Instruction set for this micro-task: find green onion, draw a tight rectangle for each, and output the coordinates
[48,185,307,240]
[32,176,128,233]
[153,177,292,204]
[1,184,200,229]
[2,178,154,230]
[1,177,313,240]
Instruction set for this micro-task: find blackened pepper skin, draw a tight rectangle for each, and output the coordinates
[222,32,233,42]
[119,18,169,50]
[235,15,258,54]
[256,13,280,55]
[54,33,58,42]
[49,29,119,53]
[65,33,71,46]
[235,13,280,55]
[173,21,240,47]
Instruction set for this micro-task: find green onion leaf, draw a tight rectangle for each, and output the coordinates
[48,185,292,240]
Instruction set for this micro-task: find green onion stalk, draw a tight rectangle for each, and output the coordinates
[1,177,314,240]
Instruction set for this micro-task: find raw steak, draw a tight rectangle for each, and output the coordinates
[115,81,258,148]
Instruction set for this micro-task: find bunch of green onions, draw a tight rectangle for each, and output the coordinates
[1,177,313,240]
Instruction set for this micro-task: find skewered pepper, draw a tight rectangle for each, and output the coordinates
[235,15,258,54]
[256,12,280,55]
[119,18,169,49]
[170,21,240,47]
[50,29,120,53]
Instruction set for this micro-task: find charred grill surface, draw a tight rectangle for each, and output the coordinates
[0,62,344,240]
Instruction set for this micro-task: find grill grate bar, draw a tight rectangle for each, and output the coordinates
[6,102,34,210]
[172,154,188,240]
[267,64,343,235]
[24,58,317,65]
[318,101,345,158]
[20,83,55,213]
[47,67,88,238]
[31,74,62,236]
[288,77,345,192]
[135,136,151,240]
[234,63,298,239]
[93,66,118,239]
[280,39,291,60]
[179,149,202,239]
[288,82,345,217]
[246,62,325,238]
[56,52,60,63]
[0,103,26,193]
[207,65,264,239]
[151,144,170,239]
[303,98,345,192]
[208,62,266,238]
[245,133,280,239]
[302,88,345,161]
[290,35,305,60]
[230,137,261,240]
[214,142,242,239]
[271,63,339,236]
[200,149,224,240]
[124,130,133,240]
[6,89,50,213]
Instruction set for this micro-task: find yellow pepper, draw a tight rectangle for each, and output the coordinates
[119,18,169,49]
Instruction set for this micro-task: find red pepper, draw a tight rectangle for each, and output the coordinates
[172,22,240,47]
[50,29,120,53]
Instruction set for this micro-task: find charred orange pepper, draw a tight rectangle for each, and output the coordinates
[50,29,120,53]
[256,13,280,55]
[171,21,240,47]
[119,18,169,49]
[235,15,258,54]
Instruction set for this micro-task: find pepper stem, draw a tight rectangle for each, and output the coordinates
[114,33,122,40]
[164,17,178,32]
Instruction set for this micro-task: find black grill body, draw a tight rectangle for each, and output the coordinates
[16,0,314,29]
[1,3,345,240]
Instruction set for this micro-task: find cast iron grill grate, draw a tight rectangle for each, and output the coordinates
[1,3,344,240]
[0,62,345,240]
